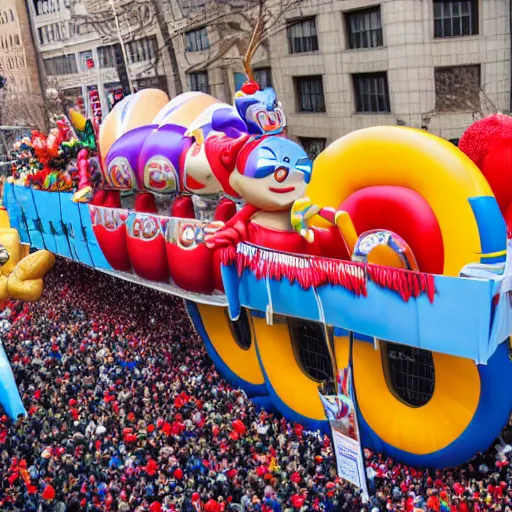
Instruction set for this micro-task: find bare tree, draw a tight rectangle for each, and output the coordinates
[0,87,47,129]
[74,0,301,97]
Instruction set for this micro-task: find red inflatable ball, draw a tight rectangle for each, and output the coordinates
[149,502,162,512]
[459,113,512,230]
[42,484,56,502]
[241,80,260,95]
[174,467,183,480]
[192,492,201,502]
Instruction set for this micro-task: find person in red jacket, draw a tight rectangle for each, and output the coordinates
[427,490,441,512]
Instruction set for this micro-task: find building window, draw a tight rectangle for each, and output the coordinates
[79,50,94,72]
[134,76,168,92]
[288,319,333,383]
[185,26,209,52]
[34,0,61,16]
[353,72,390,113]
[435,65,480,112]
[294,76,325,113]
[299,137,326,160]
[287,18,318,54]
[104,83,124,110]
[345,6,383,49]
[433,0,478,38]
[44,54,78,76]
[126,37,157,64]
[98,45,116,68]
[254,67,272,89]
[180,0,206,11]
[188,71,209,94]
[383,342,435,408]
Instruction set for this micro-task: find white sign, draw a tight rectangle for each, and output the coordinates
[319,368,369,503]
[332,427,367,497]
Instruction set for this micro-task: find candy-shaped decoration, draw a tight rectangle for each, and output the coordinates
[351,229,419,271]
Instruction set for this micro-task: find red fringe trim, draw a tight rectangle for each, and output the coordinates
[366,264,435,303]
[221,244,436,303]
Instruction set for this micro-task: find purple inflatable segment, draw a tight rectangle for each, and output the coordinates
[138,124,187,194]
[105,124,158,189]
[211,107,247,138]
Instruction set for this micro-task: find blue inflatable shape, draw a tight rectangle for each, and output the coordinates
[0,343,26,420]
[3,183,21,233]
[5,184,29,244]
[59,193,93,266]
[78,203,112,270]
[51,193,72,258]
[31,189,58,253]
[12,186,45,249]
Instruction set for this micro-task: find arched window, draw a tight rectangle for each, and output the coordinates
[383,342,435,407]
[9,9,14,22]
[288,319,333,383]
[226,308,252,350]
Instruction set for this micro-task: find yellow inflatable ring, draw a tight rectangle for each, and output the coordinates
[336,335,480,455]
[306,126,501,276]
[189,303,266,396]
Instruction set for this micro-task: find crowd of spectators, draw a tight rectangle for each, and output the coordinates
[0,258,511,511]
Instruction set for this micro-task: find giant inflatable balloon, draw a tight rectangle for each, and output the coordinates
[7,74,512,466]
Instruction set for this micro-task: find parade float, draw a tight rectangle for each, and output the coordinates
[5,41,512,469]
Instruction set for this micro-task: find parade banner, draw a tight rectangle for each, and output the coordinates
[319,368,369,502]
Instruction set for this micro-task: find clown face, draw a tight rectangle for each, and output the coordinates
[230,136,312,211]
[182,140,223,195]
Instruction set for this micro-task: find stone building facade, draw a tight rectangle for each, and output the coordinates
[0,0,45,126]
[26,0,169,124]
[267,0,511,156]
[19,0,512,150]
[152,0,512,155]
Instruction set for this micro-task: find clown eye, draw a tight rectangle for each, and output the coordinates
[274,167,289,183]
